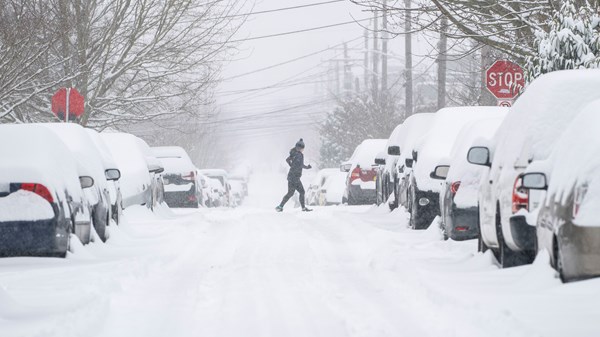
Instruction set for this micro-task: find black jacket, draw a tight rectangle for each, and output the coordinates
[286,148,309,180]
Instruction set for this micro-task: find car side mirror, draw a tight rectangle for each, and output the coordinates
[340,163,352,172]
[405,158,414,168]
[149,165,164,174]
[375,157,386,165]
[79,176,94,189]
[430,165,450,180]
[105,169,121,181]
[521,172,548,190]
[467,146,491,167]
[387,145,401,156]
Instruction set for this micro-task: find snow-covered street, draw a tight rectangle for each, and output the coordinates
[1,174,599,337]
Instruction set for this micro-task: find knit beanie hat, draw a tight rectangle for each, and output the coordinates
[295,138,305,149]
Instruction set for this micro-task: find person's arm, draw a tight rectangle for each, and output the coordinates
[286,154,293,167]
[301,153,311,169]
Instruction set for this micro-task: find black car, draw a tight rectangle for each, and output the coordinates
[0,125,94,257]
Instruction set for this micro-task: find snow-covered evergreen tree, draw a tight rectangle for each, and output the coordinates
[526,0,600,80]
[319,93,402,167]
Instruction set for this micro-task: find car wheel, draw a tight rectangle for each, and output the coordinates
[496,205,529,268]
[409,189,418,229]
[553,236,566,282]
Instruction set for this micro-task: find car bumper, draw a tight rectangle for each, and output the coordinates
[509,215,536,251]
[560,223,600,281]
[347,184,376,204]
[0,218,68,257]
[164,190,198,208]
[413,189,439,229]
[447,206,479,240]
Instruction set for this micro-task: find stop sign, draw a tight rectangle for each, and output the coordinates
[486,60,524,100]
[51,88,85,119]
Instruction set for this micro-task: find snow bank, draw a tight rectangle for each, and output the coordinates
[414,107,508,193]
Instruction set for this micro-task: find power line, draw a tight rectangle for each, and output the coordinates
[208,17,376,46]
[225,0,345,18]
[221,36,363,81]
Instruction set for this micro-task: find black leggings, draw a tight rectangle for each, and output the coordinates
[280,178,305,208]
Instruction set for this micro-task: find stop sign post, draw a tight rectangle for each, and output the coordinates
[486,60,524,103]
[51,87,85,122]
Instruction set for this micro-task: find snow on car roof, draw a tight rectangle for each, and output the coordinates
[397,113,435,163]
[39,123,109,191]
[151,146,195,174]
[447,116,507,182]
[414,107,508,192]
[0,124,83,203]
[492,69,600,172]
[350,139,388,168]
[200,169,228,177]
[101,132,151,200]
[85,129,119,170]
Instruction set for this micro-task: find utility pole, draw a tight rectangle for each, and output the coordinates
[372,11,379,101]
[479,44,497,106]
[437,15,448,110]
[343,42,352,96]
[381,0,388,102]
[364,25,369,92]
[404,0,413,116]
[335,60,341,97]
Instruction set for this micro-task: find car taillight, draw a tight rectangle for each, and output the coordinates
[572,184,588,219]
[183,171,196,181]
[512,176,528,213]
[451,181,461,195]
[18,183,54,203]
[350,167,361,183]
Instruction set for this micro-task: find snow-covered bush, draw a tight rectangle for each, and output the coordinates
[526,0,600,80]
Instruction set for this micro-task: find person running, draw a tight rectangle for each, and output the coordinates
[276,138,312,212]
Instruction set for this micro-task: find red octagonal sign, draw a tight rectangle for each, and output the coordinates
[486,60,525,100]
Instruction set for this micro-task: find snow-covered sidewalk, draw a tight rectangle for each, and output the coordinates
[0,175,599,337]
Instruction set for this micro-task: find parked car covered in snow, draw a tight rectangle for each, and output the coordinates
[408,107,506,230]
[0,125,93,256]
[229,179,245,206]
[438,117,506,241]
[199,169,230,207]
[101,132,163,210]
[521,101,600,282]
[341,139,387,205]
[42,123,113,242]
[321,171,348,205]
[394,113,435,210]
[152,146,200,208]
[375,124,404,207]
[307,168,338,206]
[207,177,226,207]
[468,70,600,268]
[85,129,123,225]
